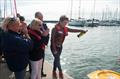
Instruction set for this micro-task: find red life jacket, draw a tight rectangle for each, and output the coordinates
[28,29,41,40]
[55,23,68,36]
[54,23,68,44]
[28,29,45,49]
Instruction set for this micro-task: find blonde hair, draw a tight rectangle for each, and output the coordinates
[2,17,19,31]
[2,17,11,31]
[30,18,42,30]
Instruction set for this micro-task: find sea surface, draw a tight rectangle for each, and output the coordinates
[45,24,120,79]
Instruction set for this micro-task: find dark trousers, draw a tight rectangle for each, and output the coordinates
[50,45,63,72]
[14,69,26,79]
[41,50,45,74]
[29,61,31,74]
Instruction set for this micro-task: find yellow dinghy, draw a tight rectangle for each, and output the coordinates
[87,70,120,79]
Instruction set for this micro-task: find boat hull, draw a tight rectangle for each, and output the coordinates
[69,19,85,27]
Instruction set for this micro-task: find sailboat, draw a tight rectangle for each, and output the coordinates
[85,0,99,27]
[68,0,85,27]
[86,18,99,27]
[99,7,120,26]
[0,0,17,27]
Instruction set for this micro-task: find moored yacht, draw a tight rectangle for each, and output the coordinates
[99,20,120,26]
[85,18,99,27]
[69,18,86,27]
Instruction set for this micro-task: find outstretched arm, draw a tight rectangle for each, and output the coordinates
[67,27,87,33]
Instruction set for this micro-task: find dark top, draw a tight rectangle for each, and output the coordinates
[28,23,49,46]
[41,23,49,45]
[0,28,3,56]
[28,29,45,61]
[1,30,32,72]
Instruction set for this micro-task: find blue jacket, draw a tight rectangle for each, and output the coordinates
[1,30,32,72]
[0,28,3,55]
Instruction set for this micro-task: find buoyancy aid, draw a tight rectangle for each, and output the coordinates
[54,23,68,45]
[28,29,45,49]
[28,29,41,40]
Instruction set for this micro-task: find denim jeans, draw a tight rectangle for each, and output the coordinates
[51,45,63,72]
[14,69,26,79]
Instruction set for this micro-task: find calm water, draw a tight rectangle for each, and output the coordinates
[45,24,120,79]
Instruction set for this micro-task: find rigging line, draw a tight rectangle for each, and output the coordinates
[65,0,69,17]
[93,0,96,19]
[119,0,120,20]
[70,0,73,20]
[78,0,81,19]
[4,0,7,18]
[0,0,1,18]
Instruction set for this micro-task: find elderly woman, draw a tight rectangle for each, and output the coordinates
[1,17,32,79]
[28,18,49,79]
[35,12,49,77]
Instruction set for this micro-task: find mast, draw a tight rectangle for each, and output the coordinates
[4,0,7,18]
[0,0,1,18]
[91,0,96,24]
[78,0,81,19]
[70,0,73,20]
[90,0,96,19]
[118,0,120,21]
[93,0,96,19]
[114,8,118,21]
[101,10,105,21]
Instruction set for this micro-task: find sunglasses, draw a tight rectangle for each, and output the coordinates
[9,17,17,23]
[6,17,18,27]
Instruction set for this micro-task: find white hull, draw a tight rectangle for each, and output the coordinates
[69,19,85,26]
[85,22,99,27]
[99,21,120,26]
[85,19,99,27]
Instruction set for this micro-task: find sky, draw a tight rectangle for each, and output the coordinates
[0,0,120,20]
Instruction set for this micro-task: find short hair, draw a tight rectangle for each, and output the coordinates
[59,15,69,22]
[35,12,42,18]
[17,13,21,17]
[19,16,25,21]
